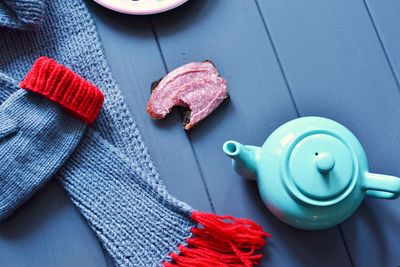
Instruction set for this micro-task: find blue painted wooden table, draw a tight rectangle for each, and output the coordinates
[1,1,400,266]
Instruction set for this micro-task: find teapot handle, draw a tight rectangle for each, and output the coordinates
[363,172,400,199]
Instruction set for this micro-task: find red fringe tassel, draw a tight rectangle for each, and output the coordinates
[163,211,271,267]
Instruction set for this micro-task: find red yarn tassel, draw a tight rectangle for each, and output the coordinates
[163,211,270,267]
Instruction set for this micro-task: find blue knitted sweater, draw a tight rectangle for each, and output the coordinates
[0,1,268,267]
[0,1,196,266]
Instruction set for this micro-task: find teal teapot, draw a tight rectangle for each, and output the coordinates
[223,117,400,230]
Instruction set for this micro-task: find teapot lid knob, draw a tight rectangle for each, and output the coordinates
[315,152,335,173]
[285,132,355,203]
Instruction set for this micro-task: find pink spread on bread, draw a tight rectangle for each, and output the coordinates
[147,61,229,130]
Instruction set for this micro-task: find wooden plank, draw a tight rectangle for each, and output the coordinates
[151,1,352,266]
[364,0,400,85]
[87,2,212,212]
[0,181,108,267]
[255,0,400,266]
[348,1,400,266]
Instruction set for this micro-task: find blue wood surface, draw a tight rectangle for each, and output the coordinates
[150,1,351,266]
[1,0,400,266]
[255,1,400,266]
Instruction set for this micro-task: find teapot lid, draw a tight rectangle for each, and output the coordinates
[279,118,360,206]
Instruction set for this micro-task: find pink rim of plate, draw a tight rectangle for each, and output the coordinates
[92,0,189,15]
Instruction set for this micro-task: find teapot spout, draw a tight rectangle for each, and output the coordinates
[223,140,260,180]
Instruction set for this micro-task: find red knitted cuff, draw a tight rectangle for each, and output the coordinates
[20,57,104,124]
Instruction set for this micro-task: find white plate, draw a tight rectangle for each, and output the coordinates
[93,0,189,15]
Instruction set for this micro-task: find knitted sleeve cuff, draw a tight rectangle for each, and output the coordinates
[20,57,104,124]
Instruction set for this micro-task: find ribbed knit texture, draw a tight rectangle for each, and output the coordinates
[59,129,194,266]
[0,0,45,29]
[0,1,194,266]
[20,57,104,124]
[0,61,104,220]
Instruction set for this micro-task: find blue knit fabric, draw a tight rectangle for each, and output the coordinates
[0,1,194,266]
[0,0,45,29]
[60,129,193,266]
[0,83,86,221]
